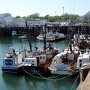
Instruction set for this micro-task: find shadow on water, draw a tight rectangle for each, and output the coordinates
[24,74,79,90]
[1,72,80,90]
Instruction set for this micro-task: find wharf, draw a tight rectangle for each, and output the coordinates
[77,71,90,90]
[0,25,90,38]
[77,63,90,90]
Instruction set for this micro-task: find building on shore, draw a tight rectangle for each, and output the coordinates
[0,13,14,27]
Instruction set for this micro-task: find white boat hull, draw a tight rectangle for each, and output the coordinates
[48,66,72,75]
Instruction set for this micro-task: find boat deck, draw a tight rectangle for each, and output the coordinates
[43,62,51,68]
[41,61,51,75]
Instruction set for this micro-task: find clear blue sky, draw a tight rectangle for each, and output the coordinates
[0,0,90,17]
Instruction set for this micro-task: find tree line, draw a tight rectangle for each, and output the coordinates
[14,13,90,23]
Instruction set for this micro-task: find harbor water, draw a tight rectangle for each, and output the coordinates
[0,38,79,90]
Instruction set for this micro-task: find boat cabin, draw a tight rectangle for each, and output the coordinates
[52,50,79,65]
[77,53,90,69]
[3,58,15,66]
[24,54,46,66]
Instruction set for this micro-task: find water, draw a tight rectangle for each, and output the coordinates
[0,38,79,90]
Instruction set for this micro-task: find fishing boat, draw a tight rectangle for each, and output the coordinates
[48,44,80,75]
[55,32,66,40]
[37,24,66,42]
[22,24,59,75]
[36,31,55,41]
[77,49,90,70]
[73,34,90,49]
[2,48,24,73]
[22,43,59,75]
[23,53,50,75]
[37,31,66,42]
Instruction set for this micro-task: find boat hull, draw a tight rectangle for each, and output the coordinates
[51,70,72,75]
[2,66,23,74]
[23,62,51,75]
[37,37,66,42]
[48,65,79,76]
[23,66,44,74]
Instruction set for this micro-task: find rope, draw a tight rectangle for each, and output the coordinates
[22,67,79,81]
[32,67,76,80]
[32,67,61,79]
[22,67,46,79]
[32,68,49,80]
[70,74,80,90]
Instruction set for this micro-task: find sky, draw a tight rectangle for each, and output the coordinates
[0,0,90,17]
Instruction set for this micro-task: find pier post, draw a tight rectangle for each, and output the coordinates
[80,68,89,82]
[80,69,84,82]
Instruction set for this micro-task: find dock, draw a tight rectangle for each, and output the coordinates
[0,25,90,38]
[77,63,90,90]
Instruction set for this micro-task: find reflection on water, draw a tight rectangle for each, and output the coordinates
[2,72,79,90]
[2,73,26,90]
[0,38,79,90]
[24,74,79,90]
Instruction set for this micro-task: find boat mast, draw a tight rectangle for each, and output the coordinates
[25,20,32,51]
[44,23,47,51]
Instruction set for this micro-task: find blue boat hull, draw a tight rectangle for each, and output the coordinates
[2,66,23,74]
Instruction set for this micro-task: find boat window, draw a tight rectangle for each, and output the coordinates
[26,60,28,62]
[54,60,56,61]
[40,56,42,59]
[32,60,34,62]
[5,59,13,65]
[43,56,45,59]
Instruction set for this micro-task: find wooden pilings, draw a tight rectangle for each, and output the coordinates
[80,68,89,82]
[0,25,90,38]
